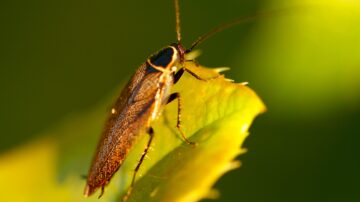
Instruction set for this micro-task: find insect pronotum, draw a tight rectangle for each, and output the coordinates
[84,0,279,199]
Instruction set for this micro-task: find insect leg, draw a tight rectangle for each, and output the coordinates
[173,68,184,84]
[123,127,154,201]
[183,67,220,81]
[167,93,196,145]
[98,186,104,199]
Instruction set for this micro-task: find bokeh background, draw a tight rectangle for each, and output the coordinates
[1,0,360,201]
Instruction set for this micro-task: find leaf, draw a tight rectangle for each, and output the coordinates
[0,61,265,202]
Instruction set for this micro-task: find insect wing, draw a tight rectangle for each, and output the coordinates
[85,63,162,196]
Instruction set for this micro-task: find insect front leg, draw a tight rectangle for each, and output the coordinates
[173,68,185,84]
[167,92,196,146]
[175,66,220,82]
[123,127,154,201]
[183,67,220,81]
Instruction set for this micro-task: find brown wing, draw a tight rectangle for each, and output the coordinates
[85,63,163,196]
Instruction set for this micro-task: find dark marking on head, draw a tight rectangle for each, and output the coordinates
[149,47,174,68]
[145,64,160,74]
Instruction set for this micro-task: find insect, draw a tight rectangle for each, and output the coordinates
[84,0,277,199]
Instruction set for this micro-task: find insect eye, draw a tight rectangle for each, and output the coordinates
[149,47,175,68]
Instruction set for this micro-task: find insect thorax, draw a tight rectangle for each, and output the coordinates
[147,45,181,72]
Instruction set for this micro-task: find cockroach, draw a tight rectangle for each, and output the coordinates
[84,0,280,199]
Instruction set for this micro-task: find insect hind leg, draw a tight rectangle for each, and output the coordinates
[123,127,154,201]
[98,186,105,199]
[167,92,196,146]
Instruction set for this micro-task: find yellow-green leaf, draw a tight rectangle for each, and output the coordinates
[0,61,265,202]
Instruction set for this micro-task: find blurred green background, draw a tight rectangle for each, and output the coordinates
[1,0,360,201]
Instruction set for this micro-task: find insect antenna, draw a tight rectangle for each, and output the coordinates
[174,0,182,43]
[187,8,291,53]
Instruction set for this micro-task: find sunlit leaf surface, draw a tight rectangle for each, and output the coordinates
[0,62,265,202]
